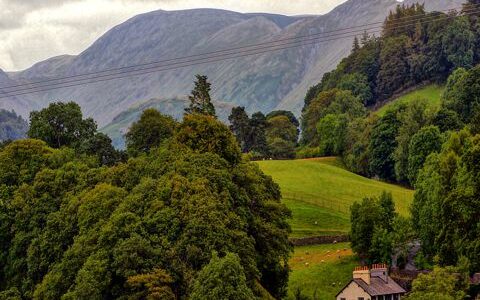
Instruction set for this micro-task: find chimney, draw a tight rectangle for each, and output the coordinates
[370,263,388,283]
[353,266,370,285]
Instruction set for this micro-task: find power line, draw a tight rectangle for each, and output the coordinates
[2,7,477,98]
[0,5,478,99]
[2,3,474,93]
[2,3,475,93]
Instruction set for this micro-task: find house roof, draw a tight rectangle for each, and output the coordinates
[352,276,406,296]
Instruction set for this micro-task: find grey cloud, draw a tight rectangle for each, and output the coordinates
[0,0,345,70]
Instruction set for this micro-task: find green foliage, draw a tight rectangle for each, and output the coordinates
[316,114,347,156]
[0,110,27,142]
[301,3,480,158]
[350,197,381,260]
[268,138,295,160]
[127,268,175,300]
[350,192,398,263]
[175,113,241,165]
[249,112,269,157]
[301,89,365,148]
[342,116,375,176]
[383,4,426,38]
[0,115,292,299]
[81,133,123,166]
[26,102,120,166]
[404,266,468,300]
[229,106,251,153]
[376,35,410,99]
[444,65,480,124]
[442,17,475,70]
[266,115,298,146]
[407,126,443,185]
[393,100,432,184]
[125,108,176,156]
[28,102,97,150]
[432,108,463,132]
[337,73,373,105]
[412,130,480,271]
[265,114,298,159]
[190,252,255,300]
[368,110,401,181]
[185,74,216,117]
[266,110,300,128]
[228,108,299,159]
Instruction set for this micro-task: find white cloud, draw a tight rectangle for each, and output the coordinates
[0,0,347,71]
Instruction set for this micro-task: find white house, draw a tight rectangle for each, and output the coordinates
[336,264,406,300]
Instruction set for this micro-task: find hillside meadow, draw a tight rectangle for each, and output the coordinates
[257,157,414,237]
[287,243,357,300]
[374,84,444,117]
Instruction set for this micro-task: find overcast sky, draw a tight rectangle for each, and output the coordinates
[0,0,348,72]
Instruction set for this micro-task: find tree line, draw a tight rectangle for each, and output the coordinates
[0,75,292,299]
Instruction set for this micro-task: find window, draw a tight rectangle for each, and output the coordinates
[358,298,364,300]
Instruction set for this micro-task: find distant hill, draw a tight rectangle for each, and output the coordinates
[0,109,28,141]
[2,0,463,130]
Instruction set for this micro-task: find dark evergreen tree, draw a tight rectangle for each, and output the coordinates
[228,107,252,153]
[376,35,410,99]
[185,74,216,117]
[368,110,401,181]
[249,112,269,157]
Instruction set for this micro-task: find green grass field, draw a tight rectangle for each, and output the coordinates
[257,157,414,237]
[375,84,444,117]
[287,243,357,300]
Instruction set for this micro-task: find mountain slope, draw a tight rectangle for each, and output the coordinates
[3,0,464,128]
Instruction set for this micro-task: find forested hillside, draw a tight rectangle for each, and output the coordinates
[298,1,480,288]
[301,1,480,186]
[0,110,28,142]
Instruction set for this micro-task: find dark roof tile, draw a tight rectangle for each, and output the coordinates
[353,276,406,296]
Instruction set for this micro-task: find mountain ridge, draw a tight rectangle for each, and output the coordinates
[0,0,464,131]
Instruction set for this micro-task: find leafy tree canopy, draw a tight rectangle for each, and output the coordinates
[28,102,97,150]
[0,113,291,299]
[125,108,176,156]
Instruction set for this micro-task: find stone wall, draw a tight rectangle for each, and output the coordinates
[289,235,349,246]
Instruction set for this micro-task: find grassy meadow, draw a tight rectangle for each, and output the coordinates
[375,84,444,117]
[287,243,357,299]
[257,157,414,237]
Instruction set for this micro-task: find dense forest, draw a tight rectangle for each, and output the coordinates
[0,77,291,299]
[298,1,480,297]
[301,1,480,186]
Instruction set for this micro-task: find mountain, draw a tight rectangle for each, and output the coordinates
[1,0,464,133]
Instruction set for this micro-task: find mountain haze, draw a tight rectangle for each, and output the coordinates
[1,0,463,140]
